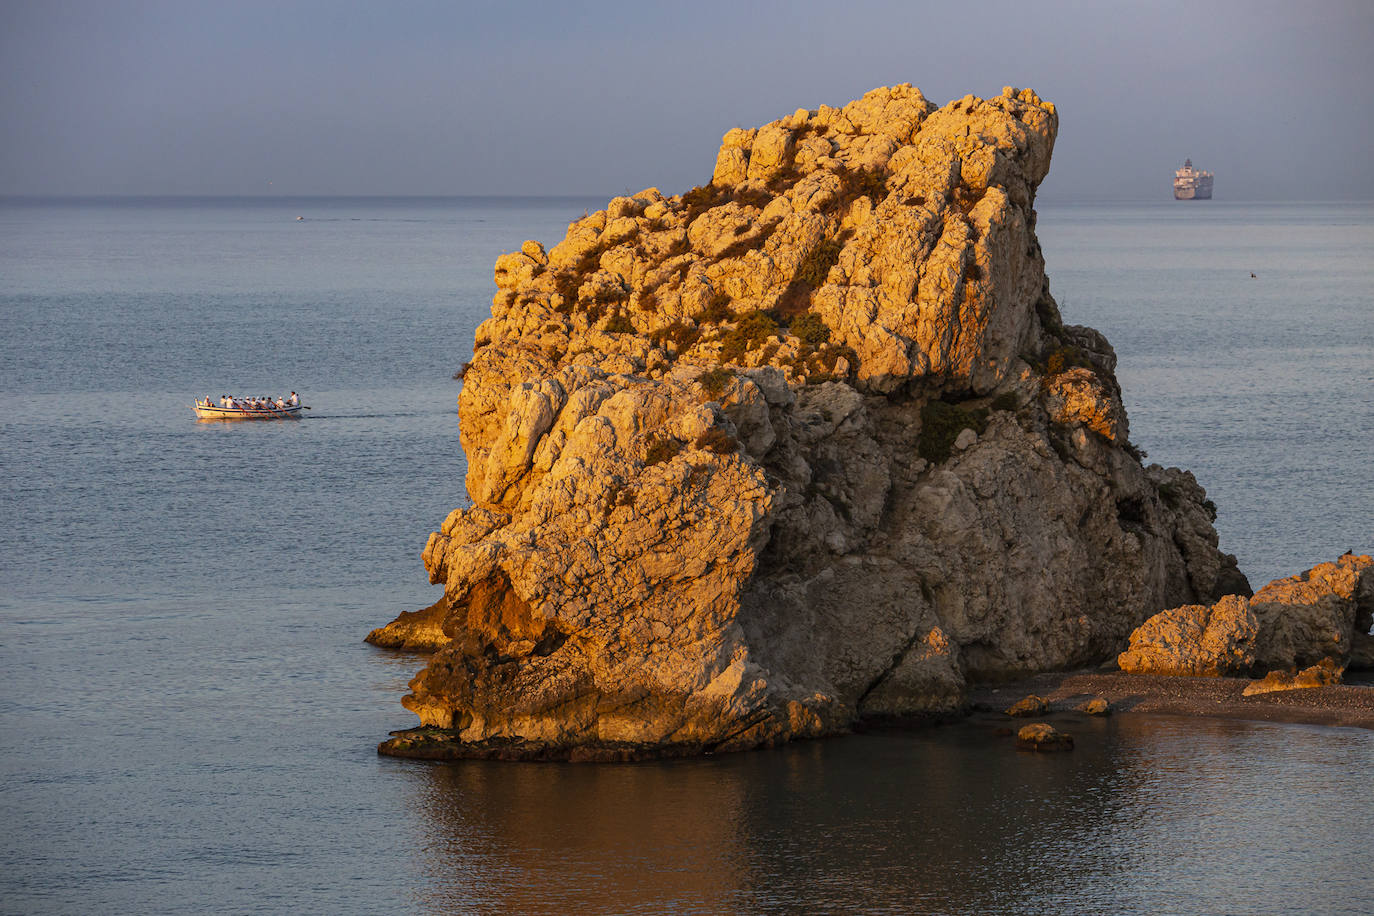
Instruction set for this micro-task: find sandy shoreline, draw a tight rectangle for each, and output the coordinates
[969,669,1374,730]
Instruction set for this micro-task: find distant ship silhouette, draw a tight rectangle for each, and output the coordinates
[1173,158,1214,199]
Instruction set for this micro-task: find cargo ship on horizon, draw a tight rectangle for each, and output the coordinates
[1174,158,1213,199]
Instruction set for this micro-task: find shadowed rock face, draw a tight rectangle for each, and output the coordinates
[375,85,1248,759]
[1251,554,1373,671]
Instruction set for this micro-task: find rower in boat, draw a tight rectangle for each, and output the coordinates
[191,391,308,420]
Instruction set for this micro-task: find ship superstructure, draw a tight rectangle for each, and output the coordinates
[1173,158,1214,200]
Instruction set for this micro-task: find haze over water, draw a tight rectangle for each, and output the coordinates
[1,196,1371,913]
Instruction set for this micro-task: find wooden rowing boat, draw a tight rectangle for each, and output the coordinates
[192,403,306,420]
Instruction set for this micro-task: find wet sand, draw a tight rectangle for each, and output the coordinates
[970,669,1374,730]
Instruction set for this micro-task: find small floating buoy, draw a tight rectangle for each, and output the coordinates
[1250,272,1256,278]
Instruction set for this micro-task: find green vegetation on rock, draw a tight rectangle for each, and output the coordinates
[795,238,844,289]
[719,310,781,364]
[918,400,990,463]
[603,311,635,334]
[990,392,1019,412]
[700,292,733,323]
[790,312,832,347]
[697,367,734,400]
[648,321,702,353]
[644,436,683,466]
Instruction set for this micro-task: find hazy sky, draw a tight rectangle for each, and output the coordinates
[2,0,1371,200]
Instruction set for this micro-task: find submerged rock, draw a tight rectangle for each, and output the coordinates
[1015,722,1073,752]
[1005,695,1049,717]
[1080,697,1111,715]
[374,85,1248,759]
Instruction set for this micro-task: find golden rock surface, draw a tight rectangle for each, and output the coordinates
[1120,554,1372,680]
[374,86,1250,759]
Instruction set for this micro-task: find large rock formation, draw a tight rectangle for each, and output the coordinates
[376,85,1248,759]
[1118,554,1372,678]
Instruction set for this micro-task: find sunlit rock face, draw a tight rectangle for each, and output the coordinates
[365,596,450,652]
[1242,658,1346,696]
[375,85,1248,759]
[1118,554,1372,679]
[1117,595,1259,676]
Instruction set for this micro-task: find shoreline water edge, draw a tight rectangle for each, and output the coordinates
[970,670,1374,732]
[373,666,1374,761]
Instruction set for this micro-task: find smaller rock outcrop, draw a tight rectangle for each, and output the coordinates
[1119,554,1372,678]
[1242,657,1345,696]
[1251,554,1372,671]
[1117,594,1257,676]
[1015,723,1073,751]
[1079,696,1111,715]
[1005,695,1049,717]
[365,596,451,652]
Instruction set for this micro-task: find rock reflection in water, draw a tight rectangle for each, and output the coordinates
[412,756,750,913]
[405,715,1373,914]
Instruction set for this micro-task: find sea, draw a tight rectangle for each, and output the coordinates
[1,196,1371,915]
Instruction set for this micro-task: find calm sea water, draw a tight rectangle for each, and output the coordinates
[1,196,1370,914]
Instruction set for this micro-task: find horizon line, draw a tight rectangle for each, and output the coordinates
[3,192,1372,205]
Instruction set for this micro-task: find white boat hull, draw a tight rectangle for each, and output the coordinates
[193,404,305,420]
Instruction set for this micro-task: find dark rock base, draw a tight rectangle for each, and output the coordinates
[378,727,767,763]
